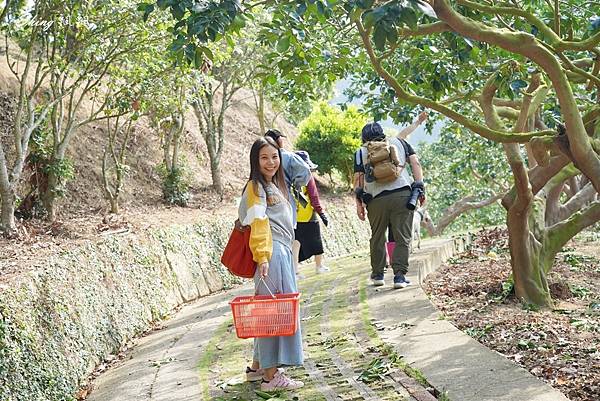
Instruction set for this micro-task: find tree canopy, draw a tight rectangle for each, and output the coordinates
[149,0,600,306]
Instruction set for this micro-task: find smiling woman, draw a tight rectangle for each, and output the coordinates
[258,141,281,182]
[237,137,306,391]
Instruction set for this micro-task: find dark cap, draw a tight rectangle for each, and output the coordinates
[265,129,286,141]
[295,150,318,170]
[361,122,385,143]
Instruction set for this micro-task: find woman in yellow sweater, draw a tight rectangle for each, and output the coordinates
[238,136,304,391]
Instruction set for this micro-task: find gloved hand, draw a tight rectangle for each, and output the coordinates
[319,212,329,227]
[411,180,425,193]
[411,180,426,206]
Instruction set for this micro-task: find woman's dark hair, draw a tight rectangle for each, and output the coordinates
[247,137,288,199]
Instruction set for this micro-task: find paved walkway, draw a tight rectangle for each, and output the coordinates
[87,238,568,401]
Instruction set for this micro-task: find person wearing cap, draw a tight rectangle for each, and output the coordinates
[292,150,330,275]
[352,112,427,289]
[264,129,311,227]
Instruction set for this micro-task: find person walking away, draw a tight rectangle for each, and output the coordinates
[239,137,304,390]
[353,112,427,289]
[293,150,330,275]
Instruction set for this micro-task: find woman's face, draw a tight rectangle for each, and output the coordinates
[259,145,280,181]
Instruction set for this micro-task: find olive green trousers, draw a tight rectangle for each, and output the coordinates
[366,189,414,277]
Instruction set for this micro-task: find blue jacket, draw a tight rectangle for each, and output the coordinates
[281,150,311,226]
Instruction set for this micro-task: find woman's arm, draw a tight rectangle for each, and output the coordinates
[241,183,273,265]
[305,176,323,215]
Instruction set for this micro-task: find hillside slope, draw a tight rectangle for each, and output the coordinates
[0,55,298,219]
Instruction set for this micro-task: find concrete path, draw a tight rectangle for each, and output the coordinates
[87,238,568,401]
[367,239,570,401]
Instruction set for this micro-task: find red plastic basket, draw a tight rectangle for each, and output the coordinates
[230,292,301,339]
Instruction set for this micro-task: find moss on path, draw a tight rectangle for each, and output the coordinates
[201,252,440,401]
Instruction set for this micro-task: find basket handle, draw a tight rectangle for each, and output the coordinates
[257,276,278,299]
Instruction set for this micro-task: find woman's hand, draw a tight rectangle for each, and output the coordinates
[258,262,269,277]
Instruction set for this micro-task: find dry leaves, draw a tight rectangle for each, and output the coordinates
[424,228,600,401]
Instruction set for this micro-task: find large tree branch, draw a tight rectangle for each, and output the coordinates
[555,31,600,52]
[355,19,555,143]
[559,183,599,223]
[430,193,504,236]
[455,0,561,46]
[432,0,600,195]
[547,200,600,253]
[558,53,600,88]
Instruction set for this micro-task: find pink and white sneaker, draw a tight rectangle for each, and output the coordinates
[246,366,285,382]
[261,371,304,391]
[246,367,264,382]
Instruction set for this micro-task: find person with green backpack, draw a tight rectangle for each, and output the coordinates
[352,112,427,289]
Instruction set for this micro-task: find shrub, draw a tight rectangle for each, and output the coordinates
[296,102,365,186]
[157,165,191,207]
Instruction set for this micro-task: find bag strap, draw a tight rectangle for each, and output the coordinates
[398,138,411,159]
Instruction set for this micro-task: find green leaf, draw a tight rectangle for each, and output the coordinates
[413,0,437,18]
[138,3,155,22]
[399,7,418,29]
[156,0,171,10]
[171,4,185,20]
[358,0,375,9]
[590,16,600,32]
[200,46,214,61]
[386,26,398,45]
[277,36,291,53]
[362,10,377,28]
[316,0,326,15]
[255,390,274,399]
[266,74,277,85]
[373,24,387,51]
[510,79,527,93]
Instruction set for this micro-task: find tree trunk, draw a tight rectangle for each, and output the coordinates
[210,156,223,194]
[109,197,119,214]
[41,170,58,222]
[257,87,266,134]
[0,189,16,235]
[506,205,552,306]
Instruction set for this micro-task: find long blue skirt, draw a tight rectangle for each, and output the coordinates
[252,240,304,369]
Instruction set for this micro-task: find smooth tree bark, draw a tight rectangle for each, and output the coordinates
[161,113,184,180]
[191,69,243,194]
[251,83,266,134]
[0,23,58,234]
[423,193,504,237]
[101,117,135,214]
[1,0,149,225]
[36,6,144,221]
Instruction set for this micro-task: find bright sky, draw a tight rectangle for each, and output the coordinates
[330,79,442,149]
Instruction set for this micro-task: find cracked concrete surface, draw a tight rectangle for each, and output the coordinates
[87,237,568,401]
